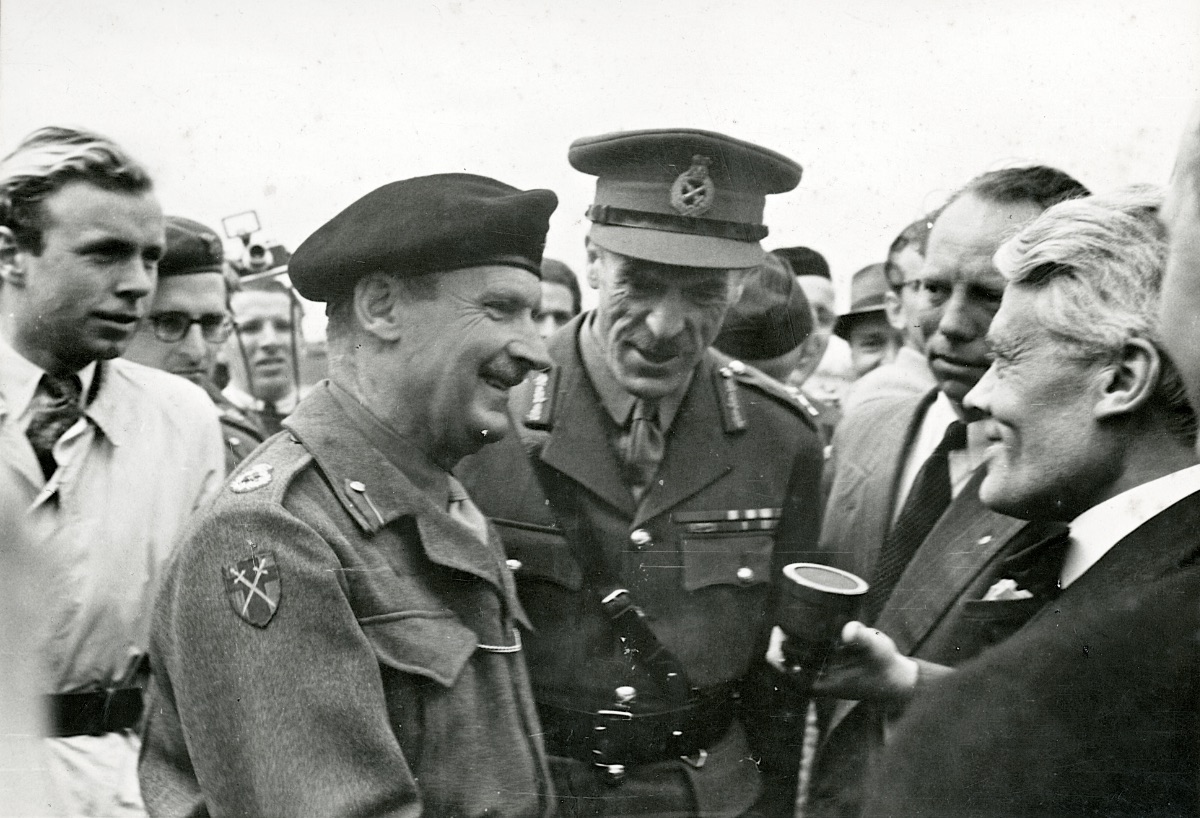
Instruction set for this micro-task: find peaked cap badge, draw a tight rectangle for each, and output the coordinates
[669,155,716,217]
[224,552,281,627]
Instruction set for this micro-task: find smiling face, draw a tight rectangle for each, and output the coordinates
[918,193,1045,406]
[387,265,550,464]
[0,181,164,375]
[124,272,228,384]
[588,246,741,400]
[964,285,1115,520]
[231,288,297,404]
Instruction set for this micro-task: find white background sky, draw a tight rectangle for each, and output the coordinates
[2,0,1198,315]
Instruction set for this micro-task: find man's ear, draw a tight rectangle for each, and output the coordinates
[0,227,26,287]
[353,273,405,342]
[1094,337,1160,420]
[883,290,905,333]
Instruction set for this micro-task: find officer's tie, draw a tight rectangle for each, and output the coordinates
[446,475,490,545]
[26,372,85,481]
[623,399,664,504]
[258,400,285,436]
[863,420,968,623]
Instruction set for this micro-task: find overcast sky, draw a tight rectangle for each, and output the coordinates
[2,0,1198,313]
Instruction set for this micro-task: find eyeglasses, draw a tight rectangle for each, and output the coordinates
[147,312,234,344]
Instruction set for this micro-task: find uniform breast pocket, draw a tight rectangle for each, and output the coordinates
[359,611,478,688]
[490,519,583,591]
[679,535,773,592]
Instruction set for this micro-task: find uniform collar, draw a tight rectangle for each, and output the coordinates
[284,381,506,594]
[577,311,690,431]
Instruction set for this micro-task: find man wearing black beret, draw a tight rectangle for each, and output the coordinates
[140,174,559,816]
[458,129,824,817]
[125,215,267,472]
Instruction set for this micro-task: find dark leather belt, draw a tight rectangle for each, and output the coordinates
[48,687,144,737]
[539,685,737,769]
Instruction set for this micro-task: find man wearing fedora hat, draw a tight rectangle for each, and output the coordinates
[458,129,824,817]
[834,263,902,382]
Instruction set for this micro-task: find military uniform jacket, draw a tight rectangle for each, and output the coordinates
[140,382,552,818]
[200,376,267,473]
[457,317,824,815]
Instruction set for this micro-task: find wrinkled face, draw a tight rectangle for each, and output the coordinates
[232,289,296,403]
[964,285,1112,520]
[790,274,836,384]
[1161,119,1200,423]
[918,194,1044,405]
[389,265,549,462]
[892,244,929,351]
[1,181,163,375]
[535,281,576,339]
[125,273,227,384]
[589,248,740,400]
[846,312,901,379]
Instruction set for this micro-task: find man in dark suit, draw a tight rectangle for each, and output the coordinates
[458,129,823,817]
[804,166,1090,818]
[862,186,1200,817]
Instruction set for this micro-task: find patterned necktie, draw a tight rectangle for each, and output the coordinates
[26,373,85,480]
[863,419,969,623]
[623,399,664,504]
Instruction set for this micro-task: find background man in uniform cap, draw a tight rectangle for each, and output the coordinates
[834,263,902,382]
[458,128,823,818]
[125,215,267,472]
[713,251,813,385]
[140,174,558,816]
[0,126,224,816]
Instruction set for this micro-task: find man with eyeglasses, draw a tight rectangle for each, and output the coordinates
[126,216,267,471]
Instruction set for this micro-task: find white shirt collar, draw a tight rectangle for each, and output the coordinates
[1063,462,1200,588]
[895,390,990,517]
[0,334,95,424]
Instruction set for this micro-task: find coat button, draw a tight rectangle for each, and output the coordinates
[615,685,637,703]
[349,480,367,493]
[736,566,755,584]
[228,436,240,447]
[505,558,523,572]
[630,529,652,548]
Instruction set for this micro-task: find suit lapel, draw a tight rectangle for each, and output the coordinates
[634,356,732,527]
[877,469,1028,656]
[1034,489,1200,625]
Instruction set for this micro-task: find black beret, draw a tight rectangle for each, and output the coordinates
[714,252,814,361]
[771,246,830,280]
[160,216,225,278]
[289,173,559,302]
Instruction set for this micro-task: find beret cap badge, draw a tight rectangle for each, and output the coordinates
[669,155,716,217]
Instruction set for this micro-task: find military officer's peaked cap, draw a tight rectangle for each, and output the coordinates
[289,173,559,302]
[715,251,813,361]
[160,216,226,278]
[569,128,802,270]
